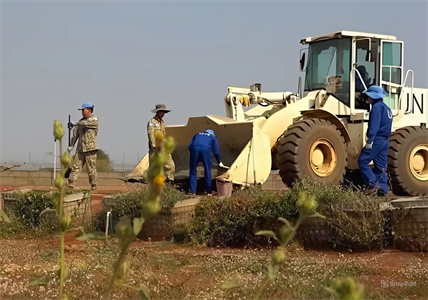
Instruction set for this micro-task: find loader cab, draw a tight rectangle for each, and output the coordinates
[300,31,404,113]
[302,37,353,106]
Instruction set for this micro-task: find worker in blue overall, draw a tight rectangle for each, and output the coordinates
[188,129,224,196]
[358,85,393,196]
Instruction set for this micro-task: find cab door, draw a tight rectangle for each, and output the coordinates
[379,40,404,114]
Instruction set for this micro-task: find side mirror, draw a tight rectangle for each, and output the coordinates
[300,52,306,71]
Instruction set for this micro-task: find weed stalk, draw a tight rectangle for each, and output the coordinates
[105,131,175,299]
[53,120,71,300]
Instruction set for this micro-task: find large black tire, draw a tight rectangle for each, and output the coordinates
[276,118,347,187]
[388,126,428,196]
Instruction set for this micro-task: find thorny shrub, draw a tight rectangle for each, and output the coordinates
[90,184,187,233]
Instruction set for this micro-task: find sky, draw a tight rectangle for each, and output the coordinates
[1,0,427,165]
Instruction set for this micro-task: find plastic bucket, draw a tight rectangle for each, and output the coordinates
[216,179,233,197]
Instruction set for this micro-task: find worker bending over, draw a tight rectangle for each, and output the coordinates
[188,129,224,196]
[358,85,393,196]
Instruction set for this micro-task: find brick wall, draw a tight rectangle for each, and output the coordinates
[101,195,198,241]
[1,190,31,213]
[0,190,91,225]
[63,192,92,224]
[0,170,127,187]
[0,170,290,190]
[391,197,428,252]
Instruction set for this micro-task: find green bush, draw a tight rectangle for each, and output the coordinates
[280,177,388,250]
[0,217,29,238]
[12,190,55,227]
[187,188,297,247]
[0,190,58,238]
[172,224,190,244]
[1,190,87,237]
[96,149,113,172]
[91,184,187,232]
[187,178,387,250]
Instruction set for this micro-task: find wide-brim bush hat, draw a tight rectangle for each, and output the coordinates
[151,103,171,113]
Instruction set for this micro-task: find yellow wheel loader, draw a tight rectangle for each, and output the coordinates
[128,30,428,196]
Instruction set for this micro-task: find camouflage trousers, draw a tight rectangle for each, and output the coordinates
[68,150,98,188]
[149,150,175,181]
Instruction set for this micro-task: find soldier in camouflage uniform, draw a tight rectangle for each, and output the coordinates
[67,103,99,191]
[147,104,175,182]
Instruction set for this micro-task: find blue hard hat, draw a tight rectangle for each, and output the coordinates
[78,102,94,110]
[363,85,386,100]
[205,129,215,137]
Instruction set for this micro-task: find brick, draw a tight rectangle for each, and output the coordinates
[139,212,172,241]
[390,198,428,252]
[172,205,196,226]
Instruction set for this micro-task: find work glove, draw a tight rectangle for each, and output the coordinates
[364,142,373,150]
[219,162,225,168]
[67,146,74,153]
[67,122,75,130]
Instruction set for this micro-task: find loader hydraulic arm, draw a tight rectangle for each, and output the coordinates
[224,83,298,121]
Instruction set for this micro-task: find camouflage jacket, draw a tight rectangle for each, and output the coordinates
[147,117,165,152]
[71,115,99,153]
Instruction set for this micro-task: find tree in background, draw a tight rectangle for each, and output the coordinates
[62,148,113,178]
[96,149,113,172]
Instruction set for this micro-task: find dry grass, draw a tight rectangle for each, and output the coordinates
[1,236,427,300]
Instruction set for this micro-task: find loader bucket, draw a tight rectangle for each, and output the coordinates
[127,114,272,186]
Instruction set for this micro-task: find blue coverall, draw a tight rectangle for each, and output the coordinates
[358,99,393,193]
[188,130,222,194]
